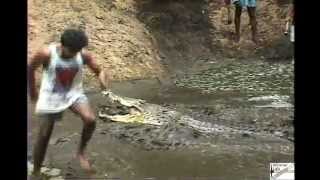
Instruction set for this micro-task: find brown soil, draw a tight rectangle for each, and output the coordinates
[28,0,293,84]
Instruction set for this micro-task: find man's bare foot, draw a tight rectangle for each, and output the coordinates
[77,154,95,174]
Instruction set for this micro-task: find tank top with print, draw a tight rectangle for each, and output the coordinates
[35,43,84,114]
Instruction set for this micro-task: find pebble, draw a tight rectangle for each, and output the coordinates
[43,168,61,177]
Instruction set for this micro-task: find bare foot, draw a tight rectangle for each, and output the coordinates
[77,154,95,174]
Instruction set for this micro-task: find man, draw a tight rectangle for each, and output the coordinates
[284,4,294,43]
[284,3,294,64]
[233,0,258,43]
[28,29,109,176]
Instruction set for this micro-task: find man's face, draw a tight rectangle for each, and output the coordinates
[61,46,80,58]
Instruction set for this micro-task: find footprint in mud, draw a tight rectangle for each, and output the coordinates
[192,130,201,138]
[99,129,108,135]
[64,158,97,179]
[151,140,166,146]
[143,127,154,132]
[132,131,140,136]
[50,134,79,147]
[64,162,78,179]
[118,133,130,139]
[52,137,71,147]
[124,124,139,130]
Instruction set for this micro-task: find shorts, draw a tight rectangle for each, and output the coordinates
[38,94,89,121]
[237,0,256,7]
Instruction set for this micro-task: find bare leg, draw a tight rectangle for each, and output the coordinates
[33,116,56,175]
[235,4,242,42]
[227,5,232,24]
[248,7,258,43]
[70,102,96,173]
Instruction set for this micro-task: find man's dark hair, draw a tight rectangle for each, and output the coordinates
[60,29,88,52]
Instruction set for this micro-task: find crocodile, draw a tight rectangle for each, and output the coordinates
[97,91,294,150]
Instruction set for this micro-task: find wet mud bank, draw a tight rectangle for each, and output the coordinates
[28,59,294,180]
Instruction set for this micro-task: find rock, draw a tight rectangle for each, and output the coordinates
[40,167,50,173]
[46,168,61,177]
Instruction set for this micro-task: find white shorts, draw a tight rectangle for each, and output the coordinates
[38,94,89,121]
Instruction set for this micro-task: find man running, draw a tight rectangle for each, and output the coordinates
[28,29,109,176]
[233,0,258,43]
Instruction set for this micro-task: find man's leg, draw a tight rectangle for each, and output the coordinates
[235,4,242,42]
[70,97,96,172]
[33,114,59,175]
[247,6,258,43]
[227,4,232,24]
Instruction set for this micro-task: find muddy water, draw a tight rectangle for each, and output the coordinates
[28,60,294,180]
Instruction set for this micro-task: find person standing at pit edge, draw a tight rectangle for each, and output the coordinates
[284,3,294,43]
[284,3,294,64]
[233,0,258,43]
[28,29,110,176]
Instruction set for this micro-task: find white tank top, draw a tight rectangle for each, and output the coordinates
[35,44,84,114]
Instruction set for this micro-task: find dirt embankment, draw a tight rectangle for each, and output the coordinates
[28,0,165,86]
[28,0,293,85]
[136,0,293,68]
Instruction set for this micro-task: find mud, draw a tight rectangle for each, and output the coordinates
[28,67,294,179]
[28,1,294,179]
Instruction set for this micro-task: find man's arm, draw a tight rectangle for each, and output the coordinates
[28,48,50,101]
[284,4,294,35]
[285,4,294,22]
[82,51,110,90]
